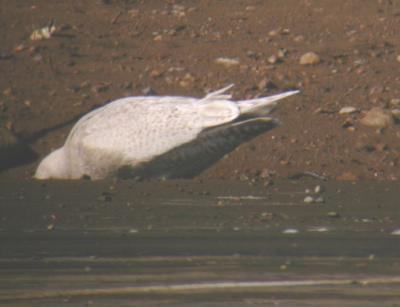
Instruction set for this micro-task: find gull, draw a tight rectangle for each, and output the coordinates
[34,85,298,180]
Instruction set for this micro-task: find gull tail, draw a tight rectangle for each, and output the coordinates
[238,90,299,116]
[202,84,234,101]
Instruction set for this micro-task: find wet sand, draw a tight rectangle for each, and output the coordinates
[1,178,400,306]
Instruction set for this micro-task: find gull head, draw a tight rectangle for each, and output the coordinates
[34,148,68,180]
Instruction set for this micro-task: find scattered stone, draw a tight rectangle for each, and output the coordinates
[374,143,388,152]
[268,29,279,36]
[360,107,394,128]
[215,57,240,68]
[391,229,400,235]
[127,9,139,17]
[314,185,323,194]
[282,228,299,234]
[293,35,304,42]
[179,73,195,88]
[391,109,400,121]
[397,55,400,63]
[267,54,278,64]
[277,48,287,59]
[308,226,329,232]
[2,88,13,96]
[14,44,27,53]
[303,196,315,203]
[339,106,357,115]
[299,52,320,65]
[149,69,163,78]
[327,211,340,218]
[390,98,400,107]
[30,22,56,41]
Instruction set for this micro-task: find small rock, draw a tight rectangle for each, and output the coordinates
[390,98,400,107]
[360,107,394,128]
[397,55,400,63]
[299,52,320,65]
[339,106,357,115]
[327,211,340,218]
[308,226,329,232]
[30,23,56,41]
[268,29,279,36]
[282,228,299,234]
[128,9,140,17]
[277,49,287,59]
[314,185,323,194]
[179,78,193,88]
[149,69,163,78]
[293,35,304,42]
[374,143,388,152]
[267,55,278,64]
[215,57,240,68]
[391,109,400,121]
[391,229,400,235]
[303,196,314,203]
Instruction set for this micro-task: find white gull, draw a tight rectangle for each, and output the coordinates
[35,85,298,180]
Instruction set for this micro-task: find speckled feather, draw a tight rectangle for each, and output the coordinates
[35,85,298,180]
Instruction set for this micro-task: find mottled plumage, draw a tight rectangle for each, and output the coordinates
[35,85,298,180]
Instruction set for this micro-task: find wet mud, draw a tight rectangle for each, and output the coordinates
[1,178,400,306]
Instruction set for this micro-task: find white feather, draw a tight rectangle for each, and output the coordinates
[34,85,298,180]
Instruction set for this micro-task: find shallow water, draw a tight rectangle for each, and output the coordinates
[0,179,400,306]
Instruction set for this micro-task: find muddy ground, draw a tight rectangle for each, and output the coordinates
[1,0,400,180]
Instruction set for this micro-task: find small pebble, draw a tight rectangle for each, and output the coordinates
[307,226,329,232]
[267,55,278,64]
[327,211,340,218]
[304,196,314,203]
[282,228,299,234]
[360,107,394,128]
[339,106,357,115]
[390,98,400,107]
[397,55,400,63]
[391,109,400,121]
[391,229,400,235]
[314,185,323,194]
[215,57,240,68]
[299,52,320,65]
